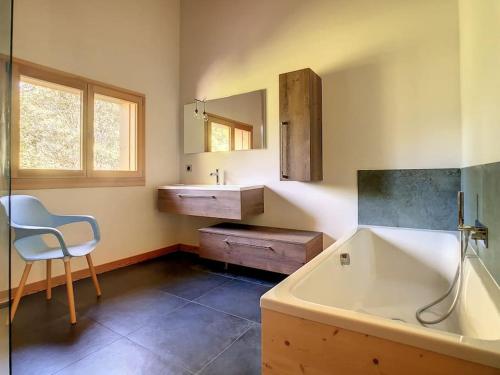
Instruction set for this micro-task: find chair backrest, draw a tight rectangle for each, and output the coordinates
[0,195,54,227]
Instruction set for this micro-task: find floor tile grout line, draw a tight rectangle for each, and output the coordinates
[195,324,255,375]
[51,312,193,375]
[121,288,259,327]
[50,334,124,375]
[198,267,279,288]
[181,253,280,287]
[83,314,130,338]
[150,276,232,303]
[153,288,262,324]
[189,278,235,301]
[193,279,271,305]
[189,300,259,324]
[121,297,257,373]
[120,336,196,375]
[123,297,192,338]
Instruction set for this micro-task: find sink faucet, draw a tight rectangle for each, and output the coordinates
[210,169,220,185]
[457,191,488,248]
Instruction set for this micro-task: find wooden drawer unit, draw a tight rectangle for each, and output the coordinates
[199,223,323,274]
[157,186,264,220]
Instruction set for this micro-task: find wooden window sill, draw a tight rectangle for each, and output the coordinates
[13,176,145,190]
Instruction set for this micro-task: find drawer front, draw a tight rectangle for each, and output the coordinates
[199,232,305,275]
[158,189,242,219]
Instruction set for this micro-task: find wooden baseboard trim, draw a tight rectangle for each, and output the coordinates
[178,243,199,254]
[1,244,180,303]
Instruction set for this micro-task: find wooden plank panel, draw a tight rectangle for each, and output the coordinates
[240,188,265,218]
[309,69,323,181]
[262,309,500,375]
[305,232,324,261]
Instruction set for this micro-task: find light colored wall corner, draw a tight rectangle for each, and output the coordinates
[11,0,182,285]
[458,0,500,167]
[178,0,462,246]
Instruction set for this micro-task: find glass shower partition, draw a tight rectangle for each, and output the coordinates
[0,0,12,373]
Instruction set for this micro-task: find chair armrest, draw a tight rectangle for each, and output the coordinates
[52,215,101,242]
[11,223,70,257]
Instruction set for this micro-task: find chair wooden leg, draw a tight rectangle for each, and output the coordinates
[63,259,77,324]
[11,263,32,322]
[86,254,101,297]
[46,260,52,300]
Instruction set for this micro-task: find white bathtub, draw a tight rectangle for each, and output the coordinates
[261,226,500,369]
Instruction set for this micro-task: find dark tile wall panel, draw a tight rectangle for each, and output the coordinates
[358,169,461,231]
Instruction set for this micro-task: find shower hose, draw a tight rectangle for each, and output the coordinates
[415,231,470,325]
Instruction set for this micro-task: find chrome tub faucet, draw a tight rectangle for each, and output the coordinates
[457,191,488,248]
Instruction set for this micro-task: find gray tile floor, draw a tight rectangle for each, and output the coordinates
[12,252,285,375]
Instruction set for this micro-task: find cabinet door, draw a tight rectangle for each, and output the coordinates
[279,68,322,181]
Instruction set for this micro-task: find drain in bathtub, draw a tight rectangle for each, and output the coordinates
[340,253,350,266]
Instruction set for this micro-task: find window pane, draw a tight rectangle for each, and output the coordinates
[234,128,251,150]
[94,93,137,171]
[210,122,230,152]
[19,76,82,169]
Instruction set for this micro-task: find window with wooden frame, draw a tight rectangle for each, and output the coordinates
[204,113,253,152]
[12,59,145,189]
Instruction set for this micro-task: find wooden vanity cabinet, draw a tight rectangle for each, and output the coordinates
[279,68,322,181]
[199,223,323,274]
[157,187,264,220]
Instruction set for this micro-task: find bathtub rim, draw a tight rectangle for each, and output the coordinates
[260,225,500,369]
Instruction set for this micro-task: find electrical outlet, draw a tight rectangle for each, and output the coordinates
[186,164,192,172]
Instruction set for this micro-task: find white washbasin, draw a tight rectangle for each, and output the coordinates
[158,184,264,191]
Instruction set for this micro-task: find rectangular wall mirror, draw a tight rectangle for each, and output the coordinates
[183,89,266,154]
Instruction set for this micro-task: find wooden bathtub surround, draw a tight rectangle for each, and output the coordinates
[261,309,500,375]
[199,223,323,274]
[158,186,264,220]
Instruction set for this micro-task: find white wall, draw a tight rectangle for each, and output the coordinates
[459,0,500,167]
[183,103,206,154]
[178,0,462,246]
[12,0,181,285]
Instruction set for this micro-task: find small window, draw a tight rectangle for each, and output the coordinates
[19,76,83,170]
[12,60,145,189]
[93,93,138,171]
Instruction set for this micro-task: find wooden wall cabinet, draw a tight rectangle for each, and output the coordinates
[279,68,323,181]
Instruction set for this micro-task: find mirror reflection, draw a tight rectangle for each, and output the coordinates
[183,89,266,154]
